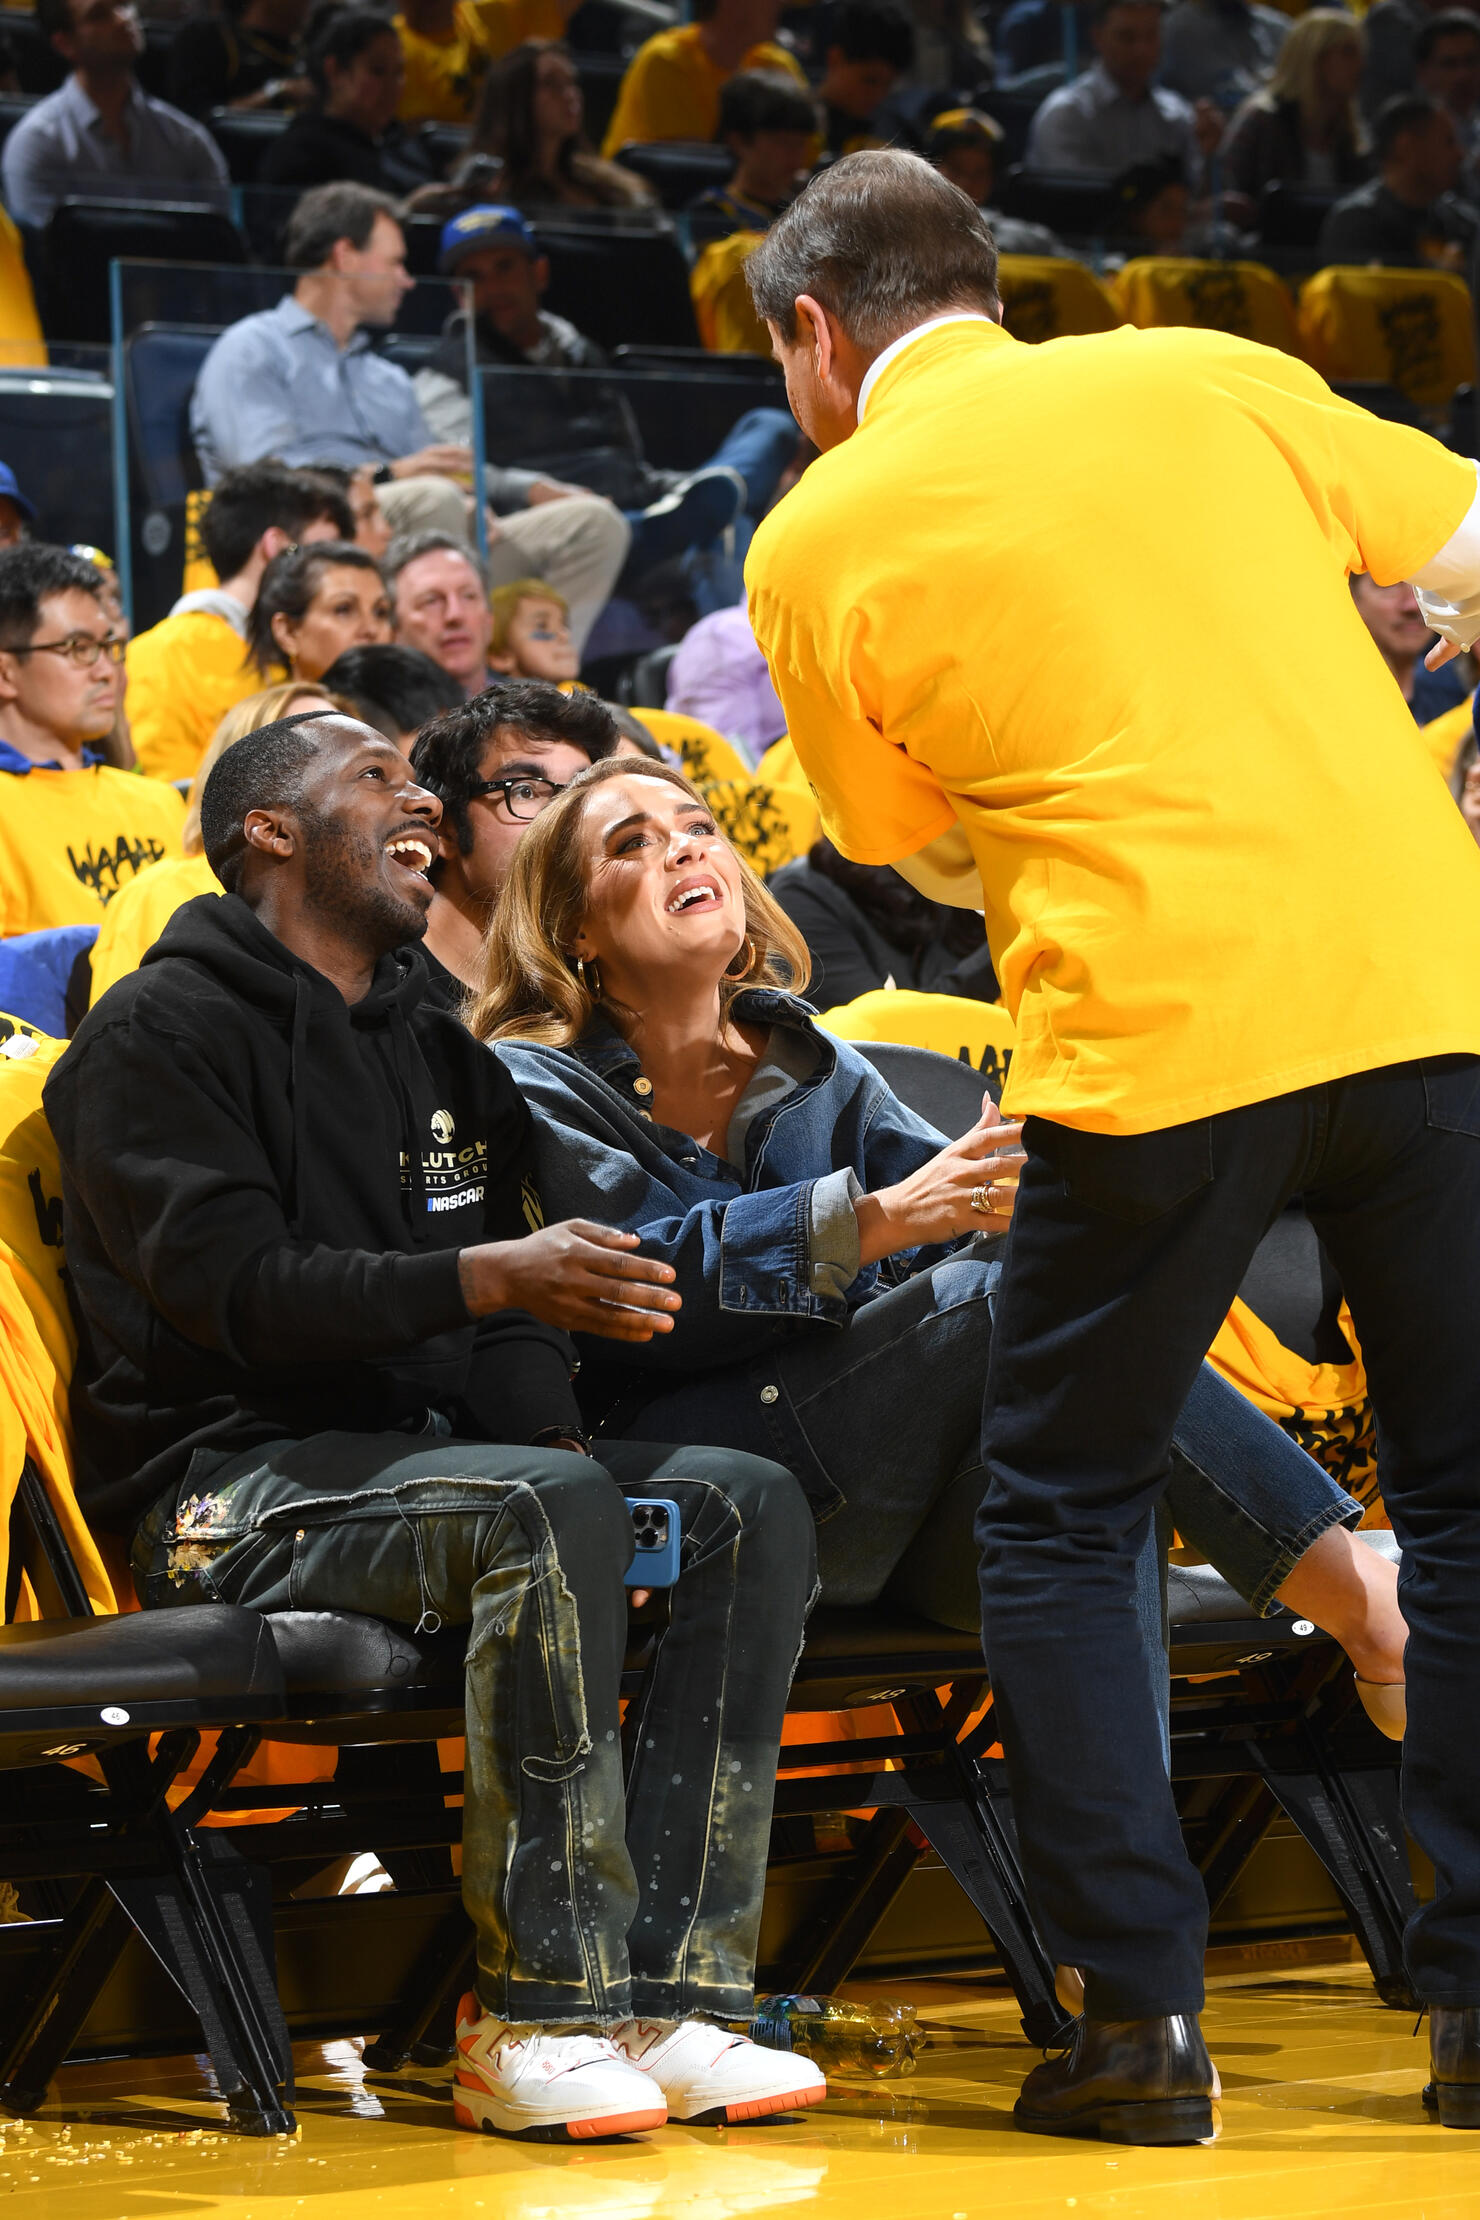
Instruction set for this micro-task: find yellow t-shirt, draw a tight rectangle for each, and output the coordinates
[602,26,807,155]
[0,763,187,938]
[395,4,492,123]
[1420,690,1474,782]
[126,605,261,786]
[747,318,1480,1135]
[467,0,565,57]
[89,852,219,1004]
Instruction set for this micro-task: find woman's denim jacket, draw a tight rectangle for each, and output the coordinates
[494,988,963,1408]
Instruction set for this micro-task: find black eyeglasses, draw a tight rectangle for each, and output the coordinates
[9,633,125,669]
[470,774,568,821]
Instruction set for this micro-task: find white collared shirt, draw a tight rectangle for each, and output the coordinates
[856,312,995,424]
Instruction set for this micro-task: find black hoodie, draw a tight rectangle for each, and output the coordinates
[45,892,580,1535]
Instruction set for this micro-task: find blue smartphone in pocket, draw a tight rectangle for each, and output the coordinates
[626,1495,682,1587]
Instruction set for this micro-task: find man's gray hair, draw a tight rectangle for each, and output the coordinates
[745,148,1000,352]
[383,530,489,593]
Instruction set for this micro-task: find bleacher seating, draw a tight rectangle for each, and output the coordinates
[998,165,1120,241]
[1299,265,1477,418]
[205,106,290,185]
[40,200,248,346]
[996,253,1121,342]
[541,220,701,351]
[1111,257,1300,352]
[0,364,115,554]
[614,139,734,210]
[1258,180,1343,251]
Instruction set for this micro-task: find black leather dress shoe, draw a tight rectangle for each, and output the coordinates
[1424,2008,1480,2126]
[1014,2014,1218,2145]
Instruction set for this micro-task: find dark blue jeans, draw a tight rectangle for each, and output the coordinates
[133,1432,816,2027]
[979,1055,1480,2018]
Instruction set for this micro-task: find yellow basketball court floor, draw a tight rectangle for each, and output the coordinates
[2,1961,1473,2220]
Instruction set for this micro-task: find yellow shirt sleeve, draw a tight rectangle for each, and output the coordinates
[1222,342,1476,583]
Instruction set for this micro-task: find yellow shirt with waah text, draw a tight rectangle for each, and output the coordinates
[747,318,1480,1135]
[126,605,260,786]
[603,26,807,155]
[395,4,493,124]
[0,762,186,938]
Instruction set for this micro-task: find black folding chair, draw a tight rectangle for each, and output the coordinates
[0,1464,295,2131]
[613,140,733,211]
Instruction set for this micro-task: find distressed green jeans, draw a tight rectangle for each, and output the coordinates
[132,1431,816,2026]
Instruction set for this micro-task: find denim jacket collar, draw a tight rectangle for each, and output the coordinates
[572,987,831,1089]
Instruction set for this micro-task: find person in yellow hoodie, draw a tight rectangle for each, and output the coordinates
[89,680,345,1002]
[126,462,353,787]
[602,0,808,156]
[0,545,187,938]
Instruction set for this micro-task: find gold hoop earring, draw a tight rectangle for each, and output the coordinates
[726,935,759,980]
[575,955,601,999]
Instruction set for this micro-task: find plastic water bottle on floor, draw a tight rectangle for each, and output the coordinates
[748,1995,921,2076]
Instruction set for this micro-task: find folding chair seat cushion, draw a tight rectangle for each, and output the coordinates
[1298,265,1477,416]
[0,1602,282,1762]
[264,1609,468,1739]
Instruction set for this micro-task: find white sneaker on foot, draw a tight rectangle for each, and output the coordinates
[612,2017,827,2124]
[453,1994,668,2141]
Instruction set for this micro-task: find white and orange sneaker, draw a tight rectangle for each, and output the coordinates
[612,2018,828,2125]
[453,1993,668,2141]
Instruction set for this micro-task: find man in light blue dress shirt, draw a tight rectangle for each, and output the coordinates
[190,182,631,656]
[1025,0,1223,177]
[3,0,229,230]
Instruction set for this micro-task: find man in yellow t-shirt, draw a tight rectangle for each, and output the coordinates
[602,0,808,156]
[395,0,493,123]
[127,462,353,786]
[0,546,185,936]
[467,0,573,58]
[745,150,1480,2140]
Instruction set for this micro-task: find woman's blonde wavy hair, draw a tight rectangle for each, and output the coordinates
[181,681,351,853]
[1263,9,1366,143]
[467,755,811,1047]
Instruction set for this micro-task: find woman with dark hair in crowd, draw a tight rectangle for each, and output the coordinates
[467,756,1407,1741]
[463,40,654,211]
[770,835,1000,1010]
[259,6,438,192]
[246,542,392,682]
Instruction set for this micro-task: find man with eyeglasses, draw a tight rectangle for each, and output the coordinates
[0,544,185,939]
[409,681,618,997]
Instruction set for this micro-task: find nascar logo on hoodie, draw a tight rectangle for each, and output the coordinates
[402,1109,488,1214]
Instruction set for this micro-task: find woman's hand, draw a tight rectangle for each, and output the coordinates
[854,1094,1025,1264]
[459,1221,682,1341]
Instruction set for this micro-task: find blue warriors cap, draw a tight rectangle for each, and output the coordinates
[0,461,34,519]
[438,205,540,275]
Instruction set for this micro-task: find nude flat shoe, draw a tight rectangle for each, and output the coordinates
[1356,1678,1406,1740]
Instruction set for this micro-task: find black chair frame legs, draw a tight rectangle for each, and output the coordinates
[0,1726,296,2135]
[1261,1750,1416,2009]
[361,1902,476,2074]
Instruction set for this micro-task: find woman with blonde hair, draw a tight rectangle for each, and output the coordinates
[469,756,1407,1718]
[1221,10,1369,217]
[89,682,345,1003]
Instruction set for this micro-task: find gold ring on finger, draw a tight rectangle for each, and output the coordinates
[969,1183,994,1215]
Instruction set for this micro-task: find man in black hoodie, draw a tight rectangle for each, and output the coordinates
[44,712,823,2143]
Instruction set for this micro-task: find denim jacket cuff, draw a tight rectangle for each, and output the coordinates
[808,1168,862,1300]
[717,1182,854,1322]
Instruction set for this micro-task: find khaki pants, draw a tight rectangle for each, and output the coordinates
[375,480,631,654]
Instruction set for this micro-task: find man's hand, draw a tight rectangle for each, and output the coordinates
[1426,636,1468,670]
[392,445,475,484]
[854,1095,1025,1263]
[459,1221,681,1341]
[526,477,594,505]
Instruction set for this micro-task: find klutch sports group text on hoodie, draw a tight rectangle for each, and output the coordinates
[45,891,583,1536]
